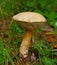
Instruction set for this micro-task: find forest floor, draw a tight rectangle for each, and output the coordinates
[0,19,57,65]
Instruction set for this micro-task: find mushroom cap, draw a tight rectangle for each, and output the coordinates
[13,12,47,30]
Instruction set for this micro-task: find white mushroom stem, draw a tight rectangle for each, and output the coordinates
[19,31,32,58]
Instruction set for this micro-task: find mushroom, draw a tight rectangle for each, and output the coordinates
[13,12,47,58]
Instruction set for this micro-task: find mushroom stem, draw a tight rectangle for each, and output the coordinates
[19,31,32,58]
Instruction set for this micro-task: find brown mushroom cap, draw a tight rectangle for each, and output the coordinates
[13,12,47,30]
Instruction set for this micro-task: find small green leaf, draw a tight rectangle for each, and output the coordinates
[26,1,34,7]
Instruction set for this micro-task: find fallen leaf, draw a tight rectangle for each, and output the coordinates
[54,44,57,49]
[0,19,3,26]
